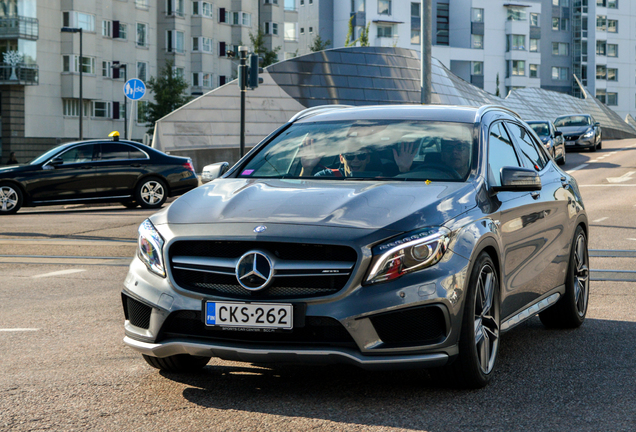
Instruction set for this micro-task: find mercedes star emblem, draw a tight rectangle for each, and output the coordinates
[254,225,267,233]
[235,251,273,291]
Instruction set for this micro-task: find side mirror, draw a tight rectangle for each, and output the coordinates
[594,122,600,127]
[554,130,563,137]
[201,162,230,183]
[492,167,542,192]
[48,157,64,167]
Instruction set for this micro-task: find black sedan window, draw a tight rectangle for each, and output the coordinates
[98,143,147,161]
[58,144,97,163]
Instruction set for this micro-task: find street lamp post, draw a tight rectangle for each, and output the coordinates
[61,27,83,139]
[112,63,128,138]
[238,46,248,158]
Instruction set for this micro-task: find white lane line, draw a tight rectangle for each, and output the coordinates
[593,217,609,223]
[566,164,588,173]
[0,328,39,332]
[32,269,86,279]
[579,184,636,187]
[628,239,636,241]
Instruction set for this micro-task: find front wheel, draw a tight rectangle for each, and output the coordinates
[142,354,211,373]
[443,252,500,388]
[135,178,167,209]
[0,183,23,215]
[539,226,589,328]
[597,139,602,150]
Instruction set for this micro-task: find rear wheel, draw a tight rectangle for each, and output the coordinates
[539,226,589,328]
[443,252,500,388]
[142,354,211,373]
[135,178,167,209]
[0,183,23,215]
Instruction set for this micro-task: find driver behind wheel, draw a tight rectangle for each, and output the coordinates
[441,138,471,178]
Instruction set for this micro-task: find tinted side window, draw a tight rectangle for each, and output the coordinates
[59,144,96,163]
[506,122,547,171]
[100,143,132,161]
[129,148,147,159]
[488,122,520,187]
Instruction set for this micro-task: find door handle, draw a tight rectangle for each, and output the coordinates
[80,165,92,169]
[130,164,141,167]
[531,192,540,200]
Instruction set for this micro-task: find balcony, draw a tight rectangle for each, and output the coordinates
[375,36,399,47]
[0,17,38,41]
[0,63,38,85]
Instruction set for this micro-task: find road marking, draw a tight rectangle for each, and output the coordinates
[607,171,635,183]
[590,249,636,258]
[566,164,588,173]
[32,269,86,279]
[0,256,132,266]
[579,184,636,187]
[628,238,636,241]
[591,270,636,282]
[0,239,135,246]
[593,217,608,223]
[0,328,39,332]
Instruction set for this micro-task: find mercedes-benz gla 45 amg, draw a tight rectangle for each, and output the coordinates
[122,105,590,388]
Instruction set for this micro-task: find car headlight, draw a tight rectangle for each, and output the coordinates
[137,219,166,277]
[365,227,450,285]
[582,129,594,138]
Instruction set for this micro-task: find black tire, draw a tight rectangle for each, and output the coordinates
[0,182,23,215]
[597,139,602,150]
[121,201,139,209]
[557,149,566,166]
[443,252,500,388]
[539,226,589,328]
[135,177,168,209]
[589,143,597,152]
[142,354,211,372]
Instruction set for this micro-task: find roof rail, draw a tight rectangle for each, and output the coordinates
[289,105,353,123]
[476,105,521,121]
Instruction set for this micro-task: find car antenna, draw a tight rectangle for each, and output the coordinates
[109,131,120,142]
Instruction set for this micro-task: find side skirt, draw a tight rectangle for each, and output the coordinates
[501,285,565,333]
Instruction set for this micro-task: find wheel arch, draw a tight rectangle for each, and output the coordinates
[0,179,29,204]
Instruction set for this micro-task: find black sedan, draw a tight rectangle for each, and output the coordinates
[526,120,566,165]
[554,114,602,152]
[0,137,198,214]
[122,105,589,388]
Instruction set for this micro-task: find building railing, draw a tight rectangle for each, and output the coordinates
[0,63,39,85]
[0,16,39,40]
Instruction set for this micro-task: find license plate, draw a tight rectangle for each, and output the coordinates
[205,302,293,330]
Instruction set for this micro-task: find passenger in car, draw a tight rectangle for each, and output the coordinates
[441,138,471,178]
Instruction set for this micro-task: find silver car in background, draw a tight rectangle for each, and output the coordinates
[554,114,602,152]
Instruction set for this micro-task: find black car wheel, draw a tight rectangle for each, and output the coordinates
[597,139,602,150]
[557,148,566,165]
[142,354,211,372]
[540,226,589,328]
[0,183,23,215]
[444,252,500,388]
[135,178,167,209]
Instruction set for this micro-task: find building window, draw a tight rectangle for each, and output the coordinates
[264,22,279,35]
[607,93,618,105]
[608,19,618,32]
[560,18,569,30]
[411,2,421,44]
[192,72,200,86]
[596,88,606,103]
[102,61,111,77]
[137,100,149,123]
[552,17,559,30]
[114,22,128,40]
[552,42,569,55]
[529,64,539,78]
[219,75,227,86]
[167,0,185,17]
[136,23,148,47]
[231,12,251,26]
[472,61,483,75]
[93,101,111,118]
[471,34,483,49]
[300,27,304,34]
[192,72,212,87]
[529,38,539,52]
[264,0,279,4]
[167,30,185,53]
[472,8,484,23]
[192,36,212,52]
[596,40,606,55]
[507,35,526,51]
[607,68,618,81]
[136,0,150,8]
[63,11,95,32]
[530,13,539,26]
[607,43,618,57]
[436,3,449,45]
[137,61,148,82]
[596,15,607,31]
[596,0,606,6]
[508,60,525,76]
[608,0,618,8]
[219,41,226,56]
[506,7,526,21]
[193,2,213,17]
[552,66,569,80]
[173,67,185,79]
[596,64,607,79]
[378,0,391,15]
[102,20,111,37]
[309,26,313,33]
[377,24,393,38]
[284,51,297,60]
[63,99,90,117]
[62,55,96,74]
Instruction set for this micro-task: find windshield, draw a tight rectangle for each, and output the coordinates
[554,116,591,127]
[27,144,70,165]
[238,120,474,181]
[529,123,549,137]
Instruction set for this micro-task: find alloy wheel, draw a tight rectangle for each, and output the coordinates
[0,186,18,212]
[573,234,589,316]
[474,264,499,375]
[140,181,165,205]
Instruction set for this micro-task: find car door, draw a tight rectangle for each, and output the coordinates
[505,121,572,297]
[92,143,149,198]
[27,144,98,202]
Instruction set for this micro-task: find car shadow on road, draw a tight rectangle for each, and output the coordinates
[159,317,636,431]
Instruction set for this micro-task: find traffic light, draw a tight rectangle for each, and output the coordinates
[248,54,264,89]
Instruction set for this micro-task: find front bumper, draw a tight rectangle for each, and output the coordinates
[564,135,595,149]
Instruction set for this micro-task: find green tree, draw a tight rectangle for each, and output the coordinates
[249,29,281,67]
[495,73,501,97]
[344,15,355,47]
[359,22,370,47]
[309,34,331,52]
[144,59,191,134]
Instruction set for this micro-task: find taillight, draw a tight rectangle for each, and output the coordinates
[183,160,195,172]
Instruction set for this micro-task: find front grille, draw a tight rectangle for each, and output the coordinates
[565,135,580,141]
[159,310,357,347]
[122,294,152,329]
[169,241,357,299]
[370,305,447,347]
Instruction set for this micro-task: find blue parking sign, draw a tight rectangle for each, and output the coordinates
[124,78,146,100]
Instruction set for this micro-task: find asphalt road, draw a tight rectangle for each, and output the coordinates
[1,141,635,431]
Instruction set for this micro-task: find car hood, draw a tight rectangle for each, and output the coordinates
[0,164,26,174]
[556,125,592,135]
[155,178,477,231]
